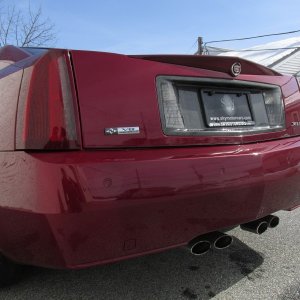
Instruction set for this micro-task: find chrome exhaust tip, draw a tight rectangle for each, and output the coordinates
[263,215,280,228]
[189,240,211,256]
[214,233,233,250]
[240,220,268,235]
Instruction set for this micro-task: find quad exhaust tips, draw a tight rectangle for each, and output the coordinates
[188,231,233,255]
[240,215,279,234]
[188,215,279,255]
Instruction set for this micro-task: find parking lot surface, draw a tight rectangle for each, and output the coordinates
[1,209,300,300]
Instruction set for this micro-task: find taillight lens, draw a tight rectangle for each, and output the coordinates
[161,81,185,129]
[263,89,284,127]
[16,50,81,150]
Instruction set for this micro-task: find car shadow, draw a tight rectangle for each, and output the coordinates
[1,238,264,300]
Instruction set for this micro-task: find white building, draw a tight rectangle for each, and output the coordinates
[207,37,300,77]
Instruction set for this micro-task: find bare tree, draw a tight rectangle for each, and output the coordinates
[0,3,56,47]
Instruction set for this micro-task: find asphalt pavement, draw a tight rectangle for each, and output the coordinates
[1,209,300,300]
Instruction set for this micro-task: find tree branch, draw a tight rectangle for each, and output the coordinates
[0,3,56,47]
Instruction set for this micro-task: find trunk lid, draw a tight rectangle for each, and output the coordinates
[70,50,300,148]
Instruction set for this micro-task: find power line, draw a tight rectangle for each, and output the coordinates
[214,46,300,53]
[187,39,198,53]
[204,29,300,47]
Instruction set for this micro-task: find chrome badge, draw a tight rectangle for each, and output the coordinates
[105,126,140,135]
[221,94,235,116]
[231,62,242,77]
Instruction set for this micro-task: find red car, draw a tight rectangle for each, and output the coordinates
[0,45,300,285]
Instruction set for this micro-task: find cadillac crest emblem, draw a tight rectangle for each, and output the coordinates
[231,62,242,77]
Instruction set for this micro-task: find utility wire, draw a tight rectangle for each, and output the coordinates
[217,46,300,53]
[187,39,198,53]
[190,29,300,54]
[204,29,300,46]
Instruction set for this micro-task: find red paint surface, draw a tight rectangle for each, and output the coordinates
[71,50,300,148]
[0,47,300,268]
[1,137,300,268]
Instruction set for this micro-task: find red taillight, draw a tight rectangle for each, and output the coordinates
[16,50,81,150]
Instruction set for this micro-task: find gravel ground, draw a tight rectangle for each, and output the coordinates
[1,209,300,300]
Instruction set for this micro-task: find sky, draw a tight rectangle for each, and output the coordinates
[5,0,300,54]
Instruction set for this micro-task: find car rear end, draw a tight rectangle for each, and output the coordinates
[0,46,300,269]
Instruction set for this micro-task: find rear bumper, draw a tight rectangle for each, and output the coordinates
[1,137,300,268]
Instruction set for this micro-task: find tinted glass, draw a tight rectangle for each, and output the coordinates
[178,88,204,129]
